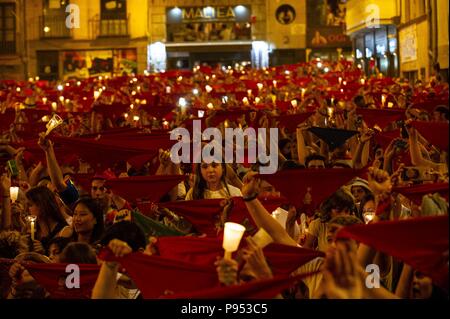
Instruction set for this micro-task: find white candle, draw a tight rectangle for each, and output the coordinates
[301,88,306,100]
[223,222,246,259]
[338,77,342,85]
[30,220,35,241]
[10,186,19,203]
[381,94,386,107]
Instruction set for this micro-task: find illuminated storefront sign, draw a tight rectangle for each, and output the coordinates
[166,5,252,42]
[167,5,251,23]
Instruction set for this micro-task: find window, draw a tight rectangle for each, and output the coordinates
[41,0,71,38]
[101,0,127,20]
[0,3,16,54]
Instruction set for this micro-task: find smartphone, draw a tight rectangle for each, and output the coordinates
[7,159,19,177]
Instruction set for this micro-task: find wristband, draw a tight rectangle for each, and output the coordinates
[243,193,258,202]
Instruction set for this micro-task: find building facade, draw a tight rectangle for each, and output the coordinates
[346,0,401,77]
[3,0,442,80]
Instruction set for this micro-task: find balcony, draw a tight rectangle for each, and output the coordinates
[39,15,72,39]
[89,14,130,39]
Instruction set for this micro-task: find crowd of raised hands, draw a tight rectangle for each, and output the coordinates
[0,60,448,299]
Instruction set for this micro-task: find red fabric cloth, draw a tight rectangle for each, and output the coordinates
[52,136,164,170]
[157,236,324,276]
[163,272,320,299]
[159,197,284,237]
[336,215,449,291]
[356,108,405,129]
[24,263,100,299]
[272,112,314,132]
[411,99,449,114]
[98,249,219,299]
[260,168,364,208]
[393,182,449,204]
[411,121,449,151]
[106,175,185,203]
[0,109,15,131]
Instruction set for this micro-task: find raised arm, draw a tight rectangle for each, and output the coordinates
[38,133,66,192]
[241,172,298,247]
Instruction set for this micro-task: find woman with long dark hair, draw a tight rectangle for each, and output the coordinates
[25,186,67,250]
[185,162,242,200]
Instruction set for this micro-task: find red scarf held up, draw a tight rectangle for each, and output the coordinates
[106,175,185,203]
[271,112,315,132]
[356,108,405,129]
[157,236,324,276]
[159,197,284,237]
[98,249,219,299]
[163,271,320,299]
[336,215,449,291]
[411,120,449,151]
[24,263,100,299]
[260,168,365,208]
[393,182,449,205]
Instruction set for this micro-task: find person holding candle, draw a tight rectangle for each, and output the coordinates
[25,186,68,252]
[1,174,13,231]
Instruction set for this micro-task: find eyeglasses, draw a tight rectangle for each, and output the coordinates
[91,186,107,192]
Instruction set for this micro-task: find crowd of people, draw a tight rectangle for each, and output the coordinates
[0,59,448,299]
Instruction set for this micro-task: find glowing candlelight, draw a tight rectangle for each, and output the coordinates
[360,78,365,85]
[193,88,199,95]
[387,102,394,108]
[342,81,347,86]
[291,100,298,108]
[42,97,47,104]
[205,85,213,93]
[247,89,252,97]
[51,102,57,111]
[133,115,140,121]
[255,97,261,104]
[10,186,19,203]
[131,91,137,96]
[198,110,205,118]
[273,80,277,88]
[363,211,375,224]
[57,85,63,91]
[162,120,169,129]
[338,77,342,85]
[381,94,386,107]
[166,86,171,94]
[223,222,246,259]
[301,88,306,100]
[26,215,37,241]
[178,97,187,108]
[94,91,100,100]
[16,87,21,93]
[257,83,263,91]
[242,97,249,106]
[207,103,214,109]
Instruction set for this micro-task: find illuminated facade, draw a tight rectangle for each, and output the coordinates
[0,0,417,80]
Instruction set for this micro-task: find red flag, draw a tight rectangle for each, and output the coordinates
[98,249,219,299]
[393,183,449,204]
[260,169,364,208]
[24,263,100,299]
[411,121,449,151]
[106,175,185,203]
[336,215,449,291]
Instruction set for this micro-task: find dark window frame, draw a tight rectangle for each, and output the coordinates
[0,3,16,55]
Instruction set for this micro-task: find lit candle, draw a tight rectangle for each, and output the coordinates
[166,86,171,94]
[16,87,21,93]
[198,110,205,118]
[273,80,277,88]
[301,88,306,100]
[27,215,37,241]
[42,97,48,104]
[247,89,252,97]
[342,81,347,86]
[94,91,100,100]
[360,78,365,85]
[162,120,169,129]
[193,88,199,95]
[205,85,213,93]
[381,94,386,107]
[242,97,249,106]
[222,222,246,259]
[133,115,140,121]
[387,102,394,108]
[338,77,342,85]
[10,186,19,203]
[255,97,261,104]
[291,100,298,108]
[51,102,57,111]
[257,83,263,91]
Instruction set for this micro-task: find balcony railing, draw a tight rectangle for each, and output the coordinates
[89,14,130,39]
[39,15,72,39]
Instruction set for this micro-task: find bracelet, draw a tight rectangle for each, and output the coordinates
[243,193,258,202]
